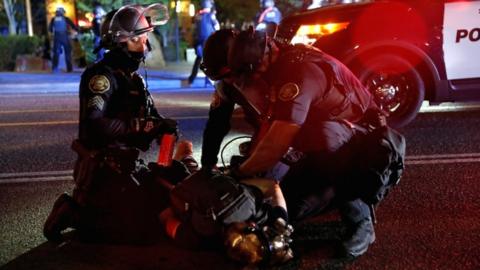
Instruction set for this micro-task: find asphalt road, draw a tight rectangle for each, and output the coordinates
[1,77,480,269]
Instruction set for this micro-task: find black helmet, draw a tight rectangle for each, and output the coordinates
[93,9,117,53]
[228,27,267,75]
[55,7,65,16]
[201,0,213,9]
[201,29,236,81]
[108,4,169,44]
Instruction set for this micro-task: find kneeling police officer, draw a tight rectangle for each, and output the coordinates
[227,28,382,258]
[43,4,180,244]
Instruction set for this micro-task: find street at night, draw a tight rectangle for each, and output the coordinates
[1,72,480,269]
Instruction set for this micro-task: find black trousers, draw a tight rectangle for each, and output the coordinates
[280,121,370,224]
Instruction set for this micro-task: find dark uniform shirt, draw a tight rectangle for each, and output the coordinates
[201,80,269,168]
[78,48,160,150]
[263,44,374,152]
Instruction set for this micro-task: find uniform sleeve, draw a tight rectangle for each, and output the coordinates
[273,62,327,125]
[201,82,235,168]
[80,69,131,141]
[65,17,78,32]
[48,18,54,33]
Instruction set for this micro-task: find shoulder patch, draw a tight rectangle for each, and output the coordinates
[88,75,111,94]
[278,83,300,102]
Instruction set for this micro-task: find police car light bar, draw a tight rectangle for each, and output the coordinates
[291,22,350,45]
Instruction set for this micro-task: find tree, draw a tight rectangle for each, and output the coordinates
[2,0,17,35]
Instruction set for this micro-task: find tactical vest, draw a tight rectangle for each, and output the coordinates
[274,45,373,122]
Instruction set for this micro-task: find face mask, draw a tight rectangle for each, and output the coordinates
[129,51,146,63]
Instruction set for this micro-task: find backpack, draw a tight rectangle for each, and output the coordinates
[170,171,258,237]
[349,125,406,205]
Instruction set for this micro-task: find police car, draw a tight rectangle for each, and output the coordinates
[277,0,480,127]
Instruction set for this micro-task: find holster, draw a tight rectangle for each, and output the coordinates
[71,140,102,205]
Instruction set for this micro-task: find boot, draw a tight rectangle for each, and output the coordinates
[43,193,78,242]
[341,217,376,258]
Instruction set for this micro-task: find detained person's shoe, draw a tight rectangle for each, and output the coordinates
[43,193,78,242]
[341,217,375,258]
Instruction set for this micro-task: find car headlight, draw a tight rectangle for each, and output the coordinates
[291,22,350,45]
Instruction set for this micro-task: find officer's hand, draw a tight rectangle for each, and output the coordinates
[131,117,162,134]
[159,118,179,136]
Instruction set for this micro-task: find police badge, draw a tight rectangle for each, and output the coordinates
[88,75,111,94]
[278,83,300,102]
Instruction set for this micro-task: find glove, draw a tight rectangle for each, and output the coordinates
[131,116,161,133]
[158,118,178,136]
[131,117,178,137]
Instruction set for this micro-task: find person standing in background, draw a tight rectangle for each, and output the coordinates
[49,7,78,72]
[182,0,219,87]
[254,0,282,32]
[92,1,106,61]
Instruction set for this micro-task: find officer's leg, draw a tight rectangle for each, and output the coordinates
[51,37,60,72]
[338,199,375,258]
[188,44,203,84]
[63,38,73,72]
[43,192,80,242]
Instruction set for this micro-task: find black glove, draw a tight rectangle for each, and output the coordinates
[131,116,161,133]
[158,117,178,136]
[131,117,178,137]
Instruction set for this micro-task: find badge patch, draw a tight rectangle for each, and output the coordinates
[88,75,110,93]
[278,83,300,102]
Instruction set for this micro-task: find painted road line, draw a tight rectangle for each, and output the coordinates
[0,109,78,114]
[405,158,480,165]
[0,115,245,127]
[406,153,480,160]
[1,153,480,184]
[0,176,73,184]
[0,120,78,127]
[0,170,73,179]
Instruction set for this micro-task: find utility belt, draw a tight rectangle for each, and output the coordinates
[72,140,139,174]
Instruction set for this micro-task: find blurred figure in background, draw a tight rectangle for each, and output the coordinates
[92,1,106,61]
[49,7,78,72]
[182,0,219,87]
[254,0,282,32]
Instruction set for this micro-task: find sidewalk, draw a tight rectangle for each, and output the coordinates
[0,61,213,93]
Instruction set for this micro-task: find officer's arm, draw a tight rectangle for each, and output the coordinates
[65,17,79,32]
[201,86,235,168]
[48,18,54,33]
[82,73,131,139]
[239,120,300,176]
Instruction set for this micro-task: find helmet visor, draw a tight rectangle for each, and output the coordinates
[110,4,169,42]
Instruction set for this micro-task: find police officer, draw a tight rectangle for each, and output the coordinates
[183,0,219,87]
[228,28,379,258]
[48,7,78,72]
[200,29,267,170]
[43,4,178,243]
[254,0,282,32]
[92,2,106,61]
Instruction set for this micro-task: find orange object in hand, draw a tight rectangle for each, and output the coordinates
[157,134,176,166]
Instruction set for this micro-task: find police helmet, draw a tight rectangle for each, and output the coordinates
[262,0,275,8]
[228,27,267,75]
[201,0,213,9]
[201,29,236,81]
[93,5,106,19]
[108,3,169,44]
[55,7,66,16]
